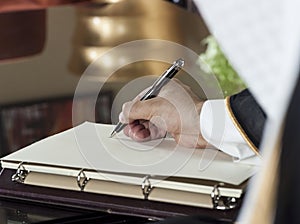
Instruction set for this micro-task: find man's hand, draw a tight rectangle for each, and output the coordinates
[119,79,209,148]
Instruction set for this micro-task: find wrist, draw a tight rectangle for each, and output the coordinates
[196,101,204,115]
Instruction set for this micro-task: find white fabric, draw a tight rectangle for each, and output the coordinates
[194,0,299,121]
[193,0,300,223]
[200,100,260,164]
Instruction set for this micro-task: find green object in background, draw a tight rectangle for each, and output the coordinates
[199,35,246,97]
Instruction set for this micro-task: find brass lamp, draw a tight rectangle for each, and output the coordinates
[68,0,209,82]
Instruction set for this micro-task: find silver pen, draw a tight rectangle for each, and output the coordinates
[110,58,185,138]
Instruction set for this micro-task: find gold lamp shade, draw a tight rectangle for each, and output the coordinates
[68,0,209,82]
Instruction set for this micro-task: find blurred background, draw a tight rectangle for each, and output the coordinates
[0,0,211,156]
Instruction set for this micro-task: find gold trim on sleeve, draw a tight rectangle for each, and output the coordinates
[225,97,261,157]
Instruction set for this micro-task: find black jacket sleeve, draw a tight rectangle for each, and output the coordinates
[226,89,267,153]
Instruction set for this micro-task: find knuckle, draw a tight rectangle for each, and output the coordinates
[122,101,131,112]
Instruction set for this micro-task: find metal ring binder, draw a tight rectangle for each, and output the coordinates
[141,175,153,200]
[211,183,238,210]
[77,169,89,191]
[11,162,28,183]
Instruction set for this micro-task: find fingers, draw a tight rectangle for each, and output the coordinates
[119,87,153,124]
[120,99,157,123]
[123,120,151,142]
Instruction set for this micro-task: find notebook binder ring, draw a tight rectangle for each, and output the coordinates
[12,162,28,183]
[211,183,237,210]
[141,175,153,200]
[77,169,89,191]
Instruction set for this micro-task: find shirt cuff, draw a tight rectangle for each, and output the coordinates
[200,99,258,161]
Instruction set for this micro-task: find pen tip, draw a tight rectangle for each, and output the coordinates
[110,132,117,138]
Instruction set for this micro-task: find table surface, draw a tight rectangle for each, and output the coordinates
[0,198,152,224]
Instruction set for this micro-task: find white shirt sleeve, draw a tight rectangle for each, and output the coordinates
[200,99,261,164]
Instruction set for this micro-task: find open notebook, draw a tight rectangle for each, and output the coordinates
[0,122,259,210]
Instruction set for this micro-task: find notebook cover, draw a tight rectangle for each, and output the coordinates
[0,168,241,221]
